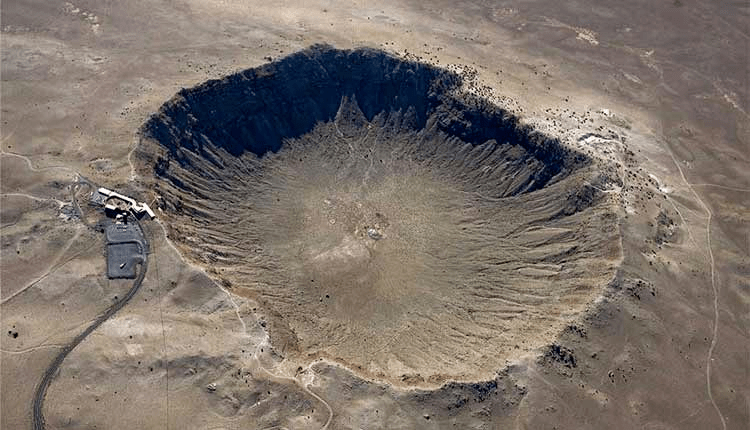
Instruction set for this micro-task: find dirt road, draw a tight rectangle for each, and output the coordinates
[31,216,149,430]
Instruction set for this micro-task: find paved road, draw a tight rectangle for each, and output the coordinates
[31,186,150,430]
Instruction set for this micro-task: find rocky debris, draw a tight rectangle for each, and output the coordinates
[542,344,577,369]
[653,209,676,245]
[154,156,169,176]
[565,324,587,338]
[625,279,656,300]
[559,183,601,217]
[58,204,79,221]
[405,375,525,418]
[466,380,500,402]
[608,273,656,300]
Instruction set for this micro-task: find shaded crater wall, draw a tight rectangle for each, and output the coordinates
[140,44,586,191]
[133,45,622,386]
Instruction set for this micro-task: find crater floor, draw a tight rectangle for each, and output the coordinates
[137,45,622,387]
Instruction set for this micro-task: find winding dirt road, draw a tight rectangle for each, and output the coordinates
[31,211,149,430]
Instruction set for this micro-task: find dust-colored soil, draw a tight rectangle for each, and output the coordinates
[2,0,747,429]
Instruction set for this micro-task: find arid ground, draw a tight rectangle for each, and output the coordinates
[2,1,748,429]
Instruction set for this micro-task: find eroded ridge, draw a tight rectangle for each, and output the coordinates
[136,45,621,387]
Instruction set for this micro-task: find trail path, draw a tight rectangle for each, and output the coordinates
[689,183,750,193]
[0,192,67,207]
[154,220,334,430]
[0,151,79,175]
[31,218,148,430]
[665,147,727,430]
[0,344,65,355]
[1,228,84,305]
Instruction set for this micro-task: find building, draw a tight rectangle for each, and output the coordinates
[94,187,156,219]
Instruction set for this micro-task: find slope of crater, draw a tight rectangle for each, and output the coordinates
[136,45,621,387]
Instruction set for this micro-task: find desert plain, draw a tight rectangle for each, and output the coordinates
[1,1,748,429]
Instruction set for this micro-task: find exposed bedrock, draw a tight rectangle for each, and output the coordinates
[136,45,621,387]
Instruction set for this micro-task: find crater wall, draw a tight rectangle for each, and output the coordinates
[136,45,622,387]
[143,45,582,190]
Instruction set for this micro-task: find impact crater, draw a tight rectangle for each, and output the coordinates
[136,45,621,387]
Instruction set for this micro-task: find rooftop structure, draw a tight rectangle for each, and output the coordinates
[95,187,155,219]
